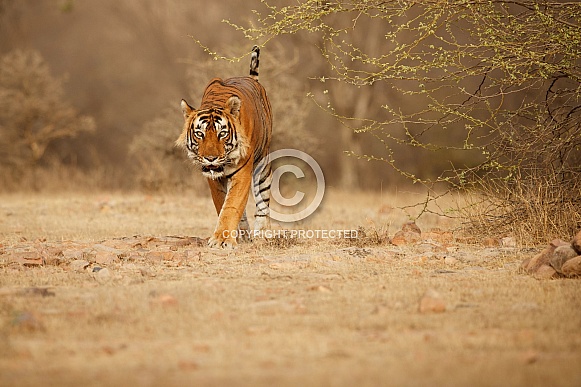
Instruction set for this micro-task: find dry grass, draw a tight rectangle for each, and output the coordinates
[0,190,580,387]
[460,171,581,247]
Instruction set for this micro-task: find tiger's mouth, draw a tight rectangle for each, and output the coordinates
[201,165,225,179]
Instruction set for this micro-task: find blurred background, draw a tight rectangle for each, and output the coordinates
[0,0,441,193]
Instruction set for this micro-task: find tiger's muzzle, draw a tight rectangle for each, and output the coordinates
[200,157,225,179]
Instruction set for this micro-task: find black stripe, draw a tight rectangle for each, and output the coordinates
[258,173,271,184]
[224,156,252,179]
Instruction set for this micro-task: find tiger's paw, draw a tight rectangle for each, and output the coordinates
[208,234,237,250]
[254,215,270,233]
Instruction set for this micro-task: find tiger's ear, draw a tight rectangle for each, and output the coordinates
[181,99,195,120]
[225,96,241,119]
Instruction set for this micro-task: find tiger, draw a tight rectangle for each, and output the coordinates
[176,46,272,249]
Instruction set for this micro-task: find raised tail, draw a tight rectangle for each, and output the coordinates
[249,45,260,81]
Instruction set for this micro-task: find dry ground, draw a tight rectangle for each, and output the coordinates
[0,190,580,387]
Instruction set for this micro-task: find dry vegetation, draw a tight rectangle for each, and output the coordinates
[1,191,580,387]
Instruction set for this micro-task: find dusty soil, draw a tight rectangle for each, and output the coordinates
[0,191,580,387]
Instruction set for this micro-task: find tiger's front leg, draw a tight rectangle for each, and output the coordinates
[207,162,252,249]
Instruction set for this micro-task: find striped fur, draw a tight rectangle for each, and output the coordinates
[176,46,272,249]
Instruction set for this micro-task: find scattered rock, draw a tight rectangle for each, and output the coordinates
[416,242,446,253]
[391,222,422,246]
[145,250,176,262]
[139,267,157,278]
[92,244,123,255]
[521,234,581,279]
[391,231,421,246]
[561,256,581,277]
[533,264,559,279]
[550,238,570,248]
[444,256,458,266]
[95,252,118,265]
[40,246,64,266]
[418,289,446,313]
[550,245,579,273]
[402,222,422,234]
[70,260,90,272]
[522,245,556,274]
[10,250,42,266]
[422,229,454,244]
[571,230,581,255]
[95,268,112,283]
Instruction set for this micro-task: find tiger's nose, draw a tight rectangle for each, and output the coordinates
[204,156,218,162]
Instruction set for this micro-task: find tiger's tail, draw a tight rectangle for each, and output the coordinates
[249,45,260,81]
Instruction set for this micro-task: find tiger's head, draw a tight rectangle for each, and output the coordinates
[177,96,248,180]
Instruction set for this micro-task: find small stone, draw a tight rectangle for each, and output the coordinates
[10,250,43,266]
[422,230,454,244]
[419,289,446,313]
[571,230,581,255]
[524,245,556,274]
[95,252,118,265]
[402,222,422,234]
[145,250,176,262]
[561,256,581,277]
[391,231,421,246]
[38,245,63,264]
[95,268,112,283]
[550,239,570,248]
[139,267,157,277]
[62,249,85,260]
[550,245,579,273]
[70,260,90,272]
[92,244,123,255]
[534,264,559,279]
[444,256,458,265]
[391,222,422,246]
